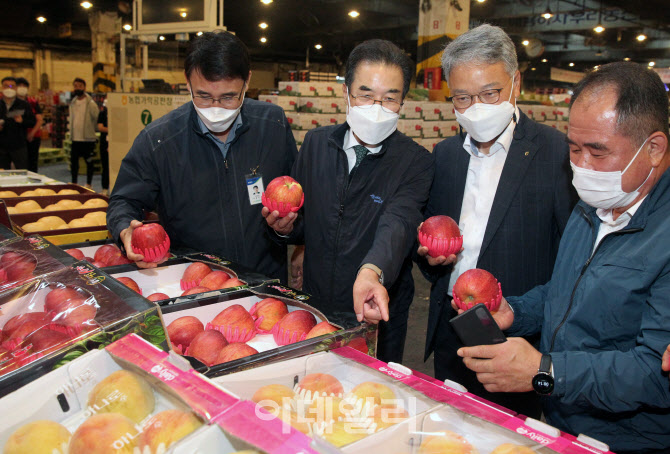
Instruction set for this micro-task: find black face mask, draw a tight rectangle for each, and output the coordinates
[73,89,84,97]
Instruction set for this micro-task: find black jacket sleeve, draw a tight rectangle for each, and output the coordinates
[21,100,36,129]
[107,130,161,241]
[362,146,435,287]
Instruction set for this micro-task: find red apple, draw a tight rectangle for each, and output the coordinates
[167,316,204,350]
[418,215,462,258]
[92,261,106,268]
[452,268,502,312]
[211,305,255,333]
[65,248,85,260]
[305,321,339,339]
[45,287,87,313]
[273,310,317,345]
[249,298,288,331]
[347,337,369,355]
[187,330,228,366]
[116,276,142,294]
[147,292,170,302]
[265,176,304,207]
[131,223,170,262]
[1,251,37,281]
[214,343,258,365]
[94,244,119,265]
[2,312,51,341]
[181,262,212,287]
[51,304,97,328]
[24,328,70,354]
[5,318,49,344]
[180,286,210,296]
[106,253,132,266]
[220,278,245,289]
[199,270,230,290]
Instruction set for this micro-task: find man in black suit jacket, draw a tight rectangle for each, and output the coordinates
[416,24,578,418]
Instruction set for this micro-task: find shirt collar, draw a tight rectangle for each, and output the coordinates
[344,128,383,154]
[596,196,646,227]
[463,106,520,158]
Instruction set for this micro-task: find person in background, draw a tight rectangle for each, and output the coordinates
[68,77,99,189]
[107,31,297,283]
[15,77,43,173]
[458,62,670,454]
[416,24,578,418]
[97,99,110,196]
[0,77,36,170]
[264,39,434,363]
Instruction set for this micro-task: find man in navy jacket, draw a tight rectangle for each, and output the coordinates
[459,62,670,454]
[108,32,297,282]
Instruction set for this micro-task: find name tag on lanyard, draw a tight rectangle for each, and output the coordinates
[246,173,264,205]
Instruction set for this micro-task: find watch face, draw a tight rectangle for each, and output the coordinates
[532,373,554,395]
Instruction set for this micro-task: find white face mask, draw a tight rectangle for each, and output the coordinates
[345,89,399,145]
[2,88,16,99]
[191,91,244,133]
[16,87,28,97]
[454,77,516,143]
[570,136,653,210]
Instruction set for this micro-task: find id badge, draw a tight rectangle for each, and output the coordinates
[246,173,264,205]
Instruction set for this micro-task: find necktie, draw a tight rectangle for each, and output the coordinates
[352,145,369,173]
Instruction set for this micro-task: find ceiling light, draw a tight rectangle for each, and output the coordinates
[531,67,536,71]
[81,1,92,8]
[594,65,600,70]
[542,3,553,20]
[348,10,360,18]
[593,24,605,33]
[541,58,548,63]
[260,37,267,43]
[623,57,630,61]
[159,35,165,41]
[636,34,647,42]
[259,22,268,29]
[261,0,273,4]
[197,31,203,36]
[180,12,187,18]
[522,39,529,46]
[315,44,322,50]
[36,16,46,23]
[476,0,485,3]
[123,24,131,31]
[648,61,655,67]
[569,62,574,67]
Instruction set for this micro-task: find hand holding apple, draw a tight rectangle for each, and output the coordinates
[120,220,168,269]
[416,223,461,267]
[353,268,389,324]
[262,207,297,236]
[262,176,304,216]
[418,215,463,260]
[452,268,502,312]
[452,296,515,331]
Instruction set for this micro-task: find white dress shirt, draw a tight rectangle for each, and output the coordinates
[592,198,645,253]
[343,128,382,173]
[447,108,519,295]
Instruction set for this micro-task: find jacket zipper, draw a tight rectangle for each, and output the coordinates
[549,209,642,351]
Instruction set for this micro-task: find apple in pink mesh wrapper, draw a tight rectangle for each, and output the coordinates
[262,175,304,217]
[452,268,503,312]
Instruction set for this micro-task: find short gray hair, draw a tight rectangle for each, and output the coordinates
[441,24,518,83]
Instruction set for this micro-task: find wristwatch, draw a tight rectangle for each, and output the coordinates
[359,263,384,285]
[532,354,554,395]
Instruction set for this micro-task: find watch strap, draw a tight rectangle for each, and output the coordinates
[539,353,552,374]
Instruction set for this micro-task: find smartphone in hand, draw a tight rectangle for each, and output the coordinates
[450,303,506,347]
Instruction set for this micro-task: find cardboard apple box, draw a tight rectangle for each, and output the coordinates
[0,333,239,454]
[399,100,423,120]
[0,261,169,397]
[258,94,300,112]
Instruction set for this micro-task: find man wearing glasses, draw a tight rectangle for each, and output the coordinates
[416,24,577,417]
[108,32,297,283]
[264,40,434,362]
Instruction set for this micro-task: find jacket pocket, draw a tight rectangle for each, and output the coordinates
[600,255,646,272]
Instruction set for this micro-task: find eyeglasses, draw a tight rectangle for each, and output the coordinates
[350,93,403,113]
[447,79,512,109]
[191,86,245,108]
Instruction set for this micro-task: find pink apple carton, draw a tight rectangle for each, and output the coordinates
[0,333,240,454]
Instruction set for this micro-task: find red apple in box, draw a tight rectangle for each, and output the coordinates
[52,304,98,328]
[272,310,317,346]
[167,316,204,350]
[187,330,228,366]
[249,297,288,331]
[2,312,51,342]
[418,215,463,258]
[131,223,170,263]
[199,270,230,290]
[181,286,210,296]
[215,343,258,364]
[94,244,119,265]
[147,292,170,302]
[220,278,245,289]
[106,253,132,266]
[305,321,339,339]
[211,304,255,342]
[262,176,304,217]
[65,248,85,260]
[45,287,87,313]
[116,276,142,294]
[181,262,212,290]
[24,328,71,354]
[452,268,502,312]
[1,251,37,282]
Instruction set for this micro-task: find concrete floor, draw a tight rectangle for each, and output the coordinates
[38,161,437,378]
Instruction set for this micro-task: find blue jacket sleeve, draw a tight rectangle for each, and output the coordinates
[107,130,160,242]
[505,283,549,337]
